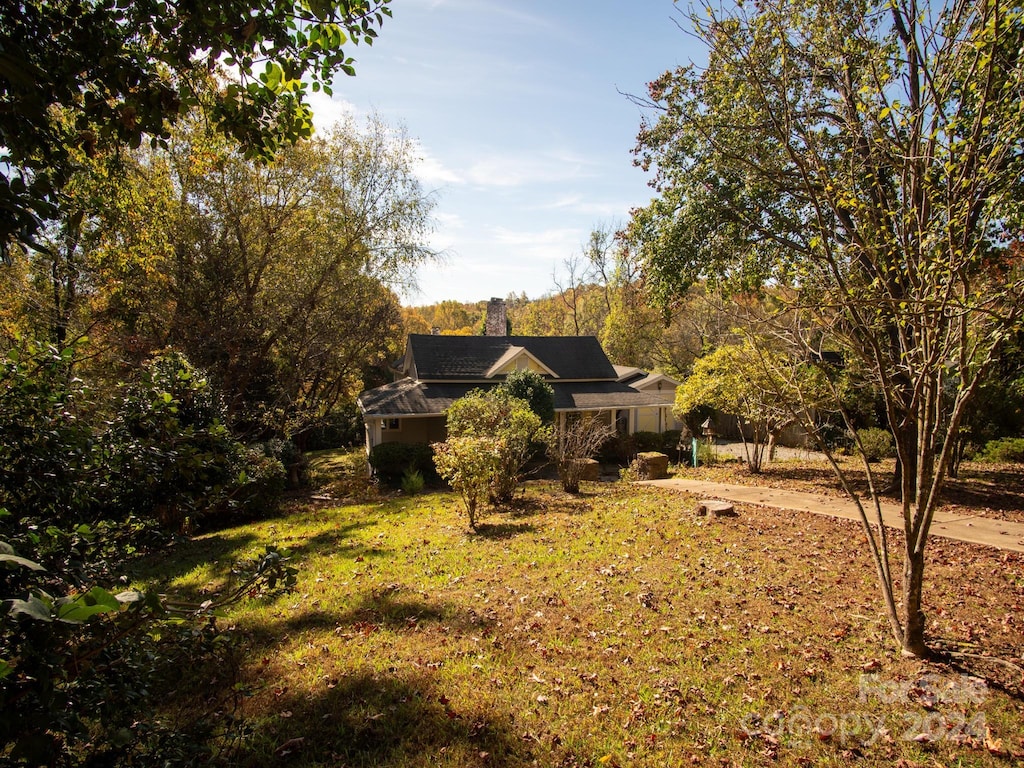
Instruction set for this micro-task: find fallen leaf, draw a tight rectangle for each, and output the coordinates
[274,737,304,758]
[985,726,1006,756]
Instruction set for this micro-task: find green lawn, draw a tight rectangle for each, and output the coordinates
[131,476,1024,767]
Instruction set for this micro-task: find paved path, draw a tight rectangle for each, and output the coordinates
[641,478,1024,554]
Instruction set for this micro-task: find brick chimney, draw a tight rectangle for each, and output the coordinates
[484,297,507,336]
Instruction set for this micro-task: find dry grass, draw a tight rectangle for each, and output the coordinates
[132,471,1024,767]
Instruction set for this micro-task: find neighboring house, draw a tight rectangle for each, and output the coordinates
[357,298,681,453]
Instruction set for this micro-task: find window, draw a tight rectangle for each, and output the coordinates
[381,418,400,431]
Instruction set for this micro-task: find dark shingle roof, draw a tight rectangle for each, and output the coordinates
[358,378,674,418]
[357,380,479,418]
[405,334,618,381]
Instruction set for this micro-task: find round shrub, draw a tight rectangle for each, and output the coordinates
[368,441,436,486]
[978,437,1024,463]
[856,427,896,462]
[633,431,665,452]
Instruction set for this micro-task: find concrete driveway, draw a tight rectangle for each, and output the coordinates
[641,476,1024,554]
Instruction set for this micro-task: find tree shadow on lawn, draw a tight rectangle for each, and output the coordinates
[243,669,524,767]
[243,585,498,646]
[499,493,592,518]
[283,521,389,561]
[942,466,1024,515]
[472,520,537,539]
[127,520,381,599]
[126,530,260,587]
[933,640,1024,704]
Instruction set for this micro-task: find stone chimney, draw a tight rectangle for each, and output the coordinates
[484,297,507,336]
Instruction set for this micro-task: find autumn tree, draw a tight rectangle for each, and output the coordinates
[0,0,392,256]
[156,115,431,439]
[630,0,1024,656]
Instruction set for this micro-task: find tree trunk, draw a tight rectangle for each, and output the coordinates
[901,546,929,657]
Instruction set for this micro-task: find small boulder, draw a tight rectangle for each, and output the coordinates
[573,458,601,481]
[633,451,669,480]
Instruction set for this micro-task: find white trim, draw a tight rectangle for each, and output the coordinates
[484,347,560,378]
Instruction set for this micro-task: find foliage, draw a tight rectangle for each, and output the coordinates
[674,342,819,473]
[978,437,1024,464]
[547,414,616,493]
[1,536,296,767]
[856,428,897,463]
[0,0,392,255]
[497,369,555,424]
[0,343,279,535]
[104,351,260,530]
[0,342,97,528]
[124,116,429,439]
[400,468,425,495]
[633,431,666,453]
[445,389,549,504]
[630,0,1024,655]
[368,442,436,487]
[300,403,366,451]
[431,437,500,530]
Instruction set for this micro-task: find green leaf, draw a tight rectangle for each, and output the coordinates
[7,596,54,622]
[0,553,45,571]
[56,587,122,623]
[0,659,12,680]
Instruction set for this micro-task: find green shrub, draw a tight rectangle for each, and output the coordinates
[0,342,98,527]
[368,441,436,486]
[498,369,555,424]
[260,438,307,489]
[856,427,896,462]
[696,441,718,466]
[978,437,1024,463]
[432,436,500,529]
[633,431,665,452]
[401,468,425,495]
[105,352,251,530]
[219,447,287,523]
[600,433,636,464]
[446,389,548,504]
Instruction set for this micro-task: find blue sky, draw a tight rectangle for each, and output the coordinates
[309,0,703,305]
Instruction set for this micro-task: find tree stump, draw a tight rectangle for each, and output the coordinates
[696,499,737,517]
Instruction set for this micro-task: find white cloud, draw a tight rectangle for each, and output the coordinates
[491,226,581,248]
[464,150,592,188]
[413,148,464,186]
[542,194,634,218]
[307,91,361,134]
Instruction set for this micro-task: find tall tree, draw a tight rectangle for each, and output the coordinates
[0,0,391,256]
[166,116,433,437]
[630,0,1024,656]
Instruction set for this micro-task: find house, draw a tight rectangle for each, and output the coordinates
[357,298,681,453]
